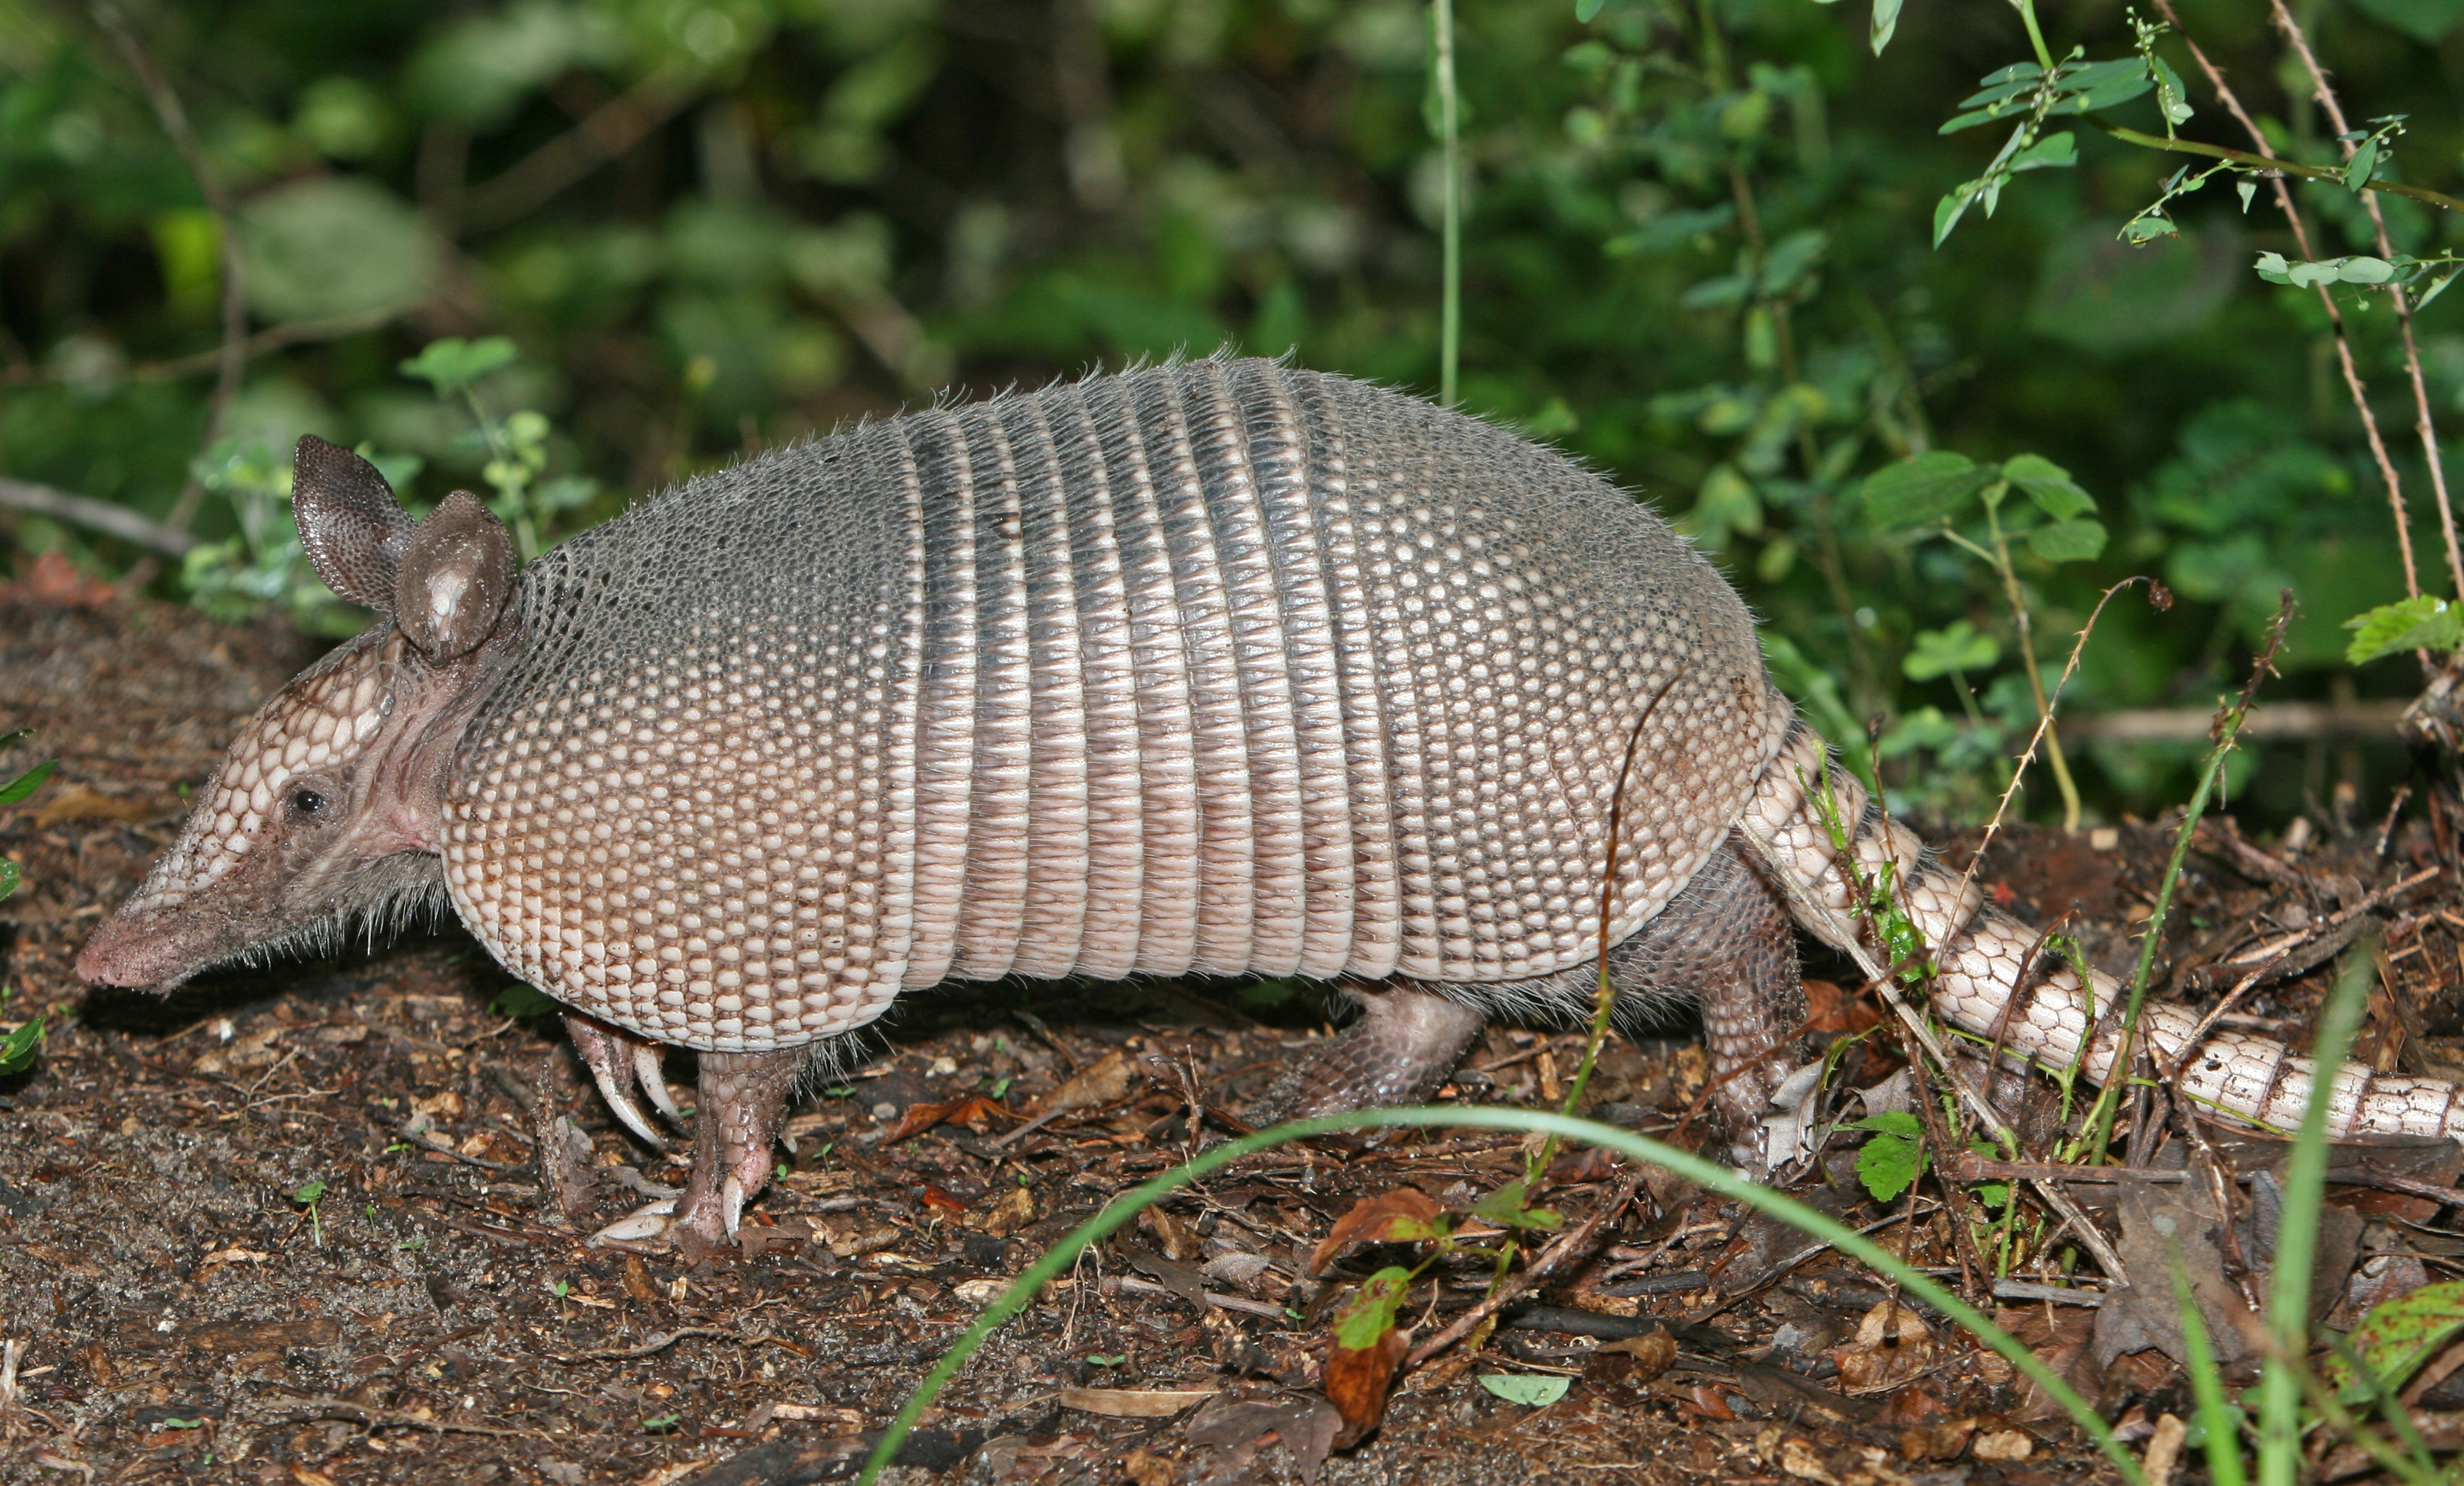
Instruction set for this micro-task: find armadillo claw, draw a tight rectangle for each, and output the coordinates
[721,1175,747,1239]
[564,1011,668,1150]
[634,1044,686,1127]
[589,1198,679,1245]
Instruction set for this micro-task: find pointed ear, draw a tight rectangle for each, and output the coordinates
[395,491,517,660]
[294,436,416,611]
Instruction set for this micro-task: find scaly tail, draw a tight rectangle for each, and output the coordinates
[1740,724,2464,1142]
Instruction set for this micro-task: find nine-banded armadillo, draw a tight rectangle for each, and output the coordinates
[77,357,2464,1249]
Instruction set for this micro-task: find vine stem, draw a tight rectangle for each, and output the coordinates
[2011,0,2057,72]
[2131,1,2427,606]
[2094,123,2464,216]
[2263,0,2464,603]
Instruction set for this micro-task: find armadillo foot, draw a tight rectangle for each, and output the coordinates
[1247,983,1489,1127]
[672,1047,808,1251]
[565,1011,674,1150]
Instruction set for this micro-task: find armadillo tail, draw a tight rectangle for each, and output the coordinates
[1739,723,2464,1142]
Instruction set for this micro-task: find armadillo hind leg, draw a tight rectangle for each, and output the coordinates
[1245,835,1804,1145]
[672,1048,808,1249]
[564,1011,682,1150]
[1246,985,1491,1125]
[1612,832,1805,1144]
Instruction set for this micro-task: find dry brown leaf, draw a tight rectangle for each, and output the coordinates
[1830,1302,1933,1394]
[30,784,158,826]
[883,1092,1015,1144]
[1184,1394,1341,1485]
[1122,1446,1174,1485]
[1972,1429,2033,1462]
[1778,1437,1838,1484]
[1308,1187,1445,1275]
[1323,1326,1410,1448]
[1057,1387,1219,1418]
[975,1184,1036,1236]
[1041,1051,1136,1115]
[1596,1329,1678,1381]
[1141,1204,1203,1262]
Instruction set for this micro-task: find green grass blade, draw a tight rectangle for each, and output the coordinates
[2257,933,2378,1486]
[2173,1250,2248,1486]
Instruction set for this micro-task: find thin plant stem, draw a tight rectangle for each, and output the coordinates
[2094,123,2464,216]
[1431,0,1460,406]
[92,1,246,567]
[2263,0,2463,601]
[2011,0,2057,72]
[2080,594,2293,1159]
[1975,486,2083,829]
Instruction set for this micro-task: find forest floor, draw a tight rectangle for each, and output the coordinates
[6,586,2463,1486]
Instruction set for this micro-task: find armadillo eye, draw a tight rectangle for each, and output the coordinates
[286,785,329,820]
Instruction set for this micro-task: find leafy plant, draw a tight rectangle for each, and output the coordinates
[399,337,598,564]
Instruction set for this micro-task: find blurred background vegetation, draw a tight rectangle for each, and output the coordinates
[1,0,2458,825]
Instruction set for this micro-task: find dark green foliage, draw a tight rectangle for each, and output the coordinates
[1,0,2457,822]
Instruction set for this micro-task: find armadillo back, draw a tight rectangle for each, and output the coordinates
[444,359,1786,1053]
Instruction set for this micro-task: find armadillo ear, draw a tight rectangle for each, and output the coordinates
[293,436,416,612]
[395,491,516,660]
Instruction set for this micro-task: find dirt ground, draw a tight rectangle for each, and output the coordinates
[5,592,2460,1486]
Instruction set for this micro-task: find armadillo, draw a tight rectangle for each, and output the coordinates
[77,357,2464,1247]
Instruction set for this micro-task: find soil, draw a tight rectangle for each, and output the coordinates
[5,593,2462,1486]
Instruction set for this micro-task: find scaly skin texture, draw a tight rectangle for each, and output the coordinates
[1741,726,2464,1142]
[77,368,2464,1257]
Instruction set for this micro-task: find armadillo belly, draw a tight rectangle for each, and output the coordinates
[442,359,1786,1053]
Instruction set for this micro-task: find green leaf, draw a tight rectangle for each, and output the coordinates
[2338,256,2396,285]
[2002,454,2097,519]
[2122,214,2177,243]
[1903,621,2001,681]
[1574,0,1606,20]
[2049,58,2153,113]
[2028,519,2109,562]
[0,858,18,904]
[2237,179,2258,212]
[1870,0,1903,54]
[2349,0,2464,44]
[0,758,54,805]
[240,177,439,324]
[2344,596,2464,664]
[400,336,519,394]
[1479,1374,1573,1405]
[0,1010,44,1076]
[1861,452,1988,529]
[2324,1280,2464,1395]
[2006,131,2077,172]
[2150,56,2194,126]
[1932,183,1981,248]
[1333,1267,1414,1350]
[1471,1179,1565,1231]
[1851,1112,1927,1202]
[2344,137,2381,194]
[292,1179,328,1206]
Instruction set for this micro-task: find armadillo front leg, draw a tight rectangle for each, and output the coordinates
[673,1048,807,1248]
[565,1011,683,1148]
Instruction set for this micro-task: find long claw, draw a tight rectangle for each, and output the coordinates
[590,1198,678,1245]
[721,1175,747,1238]
[593,1066,667,1149]
[634,1044,685,1126]
[566,1011,667,1150]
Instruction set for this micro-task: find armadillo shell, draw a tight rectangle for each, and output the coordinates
[443,359,1789,1053]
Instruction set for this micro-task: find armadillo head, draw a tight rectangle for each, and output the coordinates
[78,438,523,990]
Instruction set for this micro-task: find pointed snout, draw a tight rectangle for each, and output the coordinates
[74,906,221,990]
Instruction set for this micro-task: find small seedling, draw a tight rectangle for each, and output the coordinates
[291,1179,328,1245]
